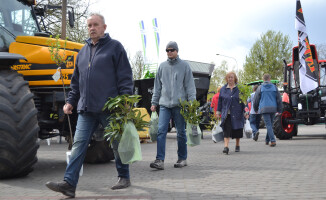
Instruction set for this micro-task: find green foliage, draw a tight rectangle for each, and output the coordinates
[237,84,251,104]
[143,70,155,79]
[180,99,202,125]
[47,35,69,67]
[208,60,228,100]
[102,95,149,145]
[241,30,293,83]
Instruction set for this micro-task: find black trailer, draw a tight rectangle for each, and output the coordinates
[134,60,214,131]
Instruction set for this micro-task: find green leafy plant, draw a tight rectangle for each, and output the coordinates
[180,99,202,125]
[143,70,155,79]
[102,94,149,145]
[237,83,251,104]
[47,35,72,68]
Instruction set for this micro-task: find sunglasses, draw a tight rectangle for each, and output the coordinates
[166,49,176,53]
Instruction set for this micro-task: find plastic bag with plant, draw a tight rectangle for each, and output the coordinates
[180,99,202,146]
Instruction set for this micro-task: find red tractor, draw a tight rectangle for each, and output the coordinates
[273,44,326,139]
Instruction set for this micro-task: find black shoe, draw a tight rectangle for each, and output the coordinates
[235,146,240,152]
[111,177,131,190]
[174,159,187,168]
[45,181,76,198]
[150,159,164,170]
[253,131,259,141]
[223,147,229,154]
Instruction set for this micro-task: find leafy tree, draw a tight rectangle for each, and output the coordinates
[36,0,90,43]
[241,30,293,83]
[317,43,326,60]
[130,51,145,80]
[207,60,228,100]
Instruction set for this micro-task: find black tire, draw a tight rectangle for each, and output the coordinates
[273,103,298,140]
[84,140,114,164]
[0,70,39,179]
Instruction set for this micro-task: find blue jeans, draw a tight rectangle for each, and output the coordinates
[64,112,129,187]
[249,114,261,136]
[156,106,187,161]
[262,113,276,143]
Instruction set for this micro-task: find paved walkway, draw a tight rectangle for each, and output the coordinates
[1,125,326,200]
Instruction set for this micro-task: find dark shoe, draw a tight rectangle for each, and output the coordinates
[111,177,131,190]
[150,159,164,170]
[270,142,276,147]
[223,147,229,154]
[235,146,240,152]
[253,131,259,141]
[45,181,76,198]
[174,159,187,168]
[266,142,269,145]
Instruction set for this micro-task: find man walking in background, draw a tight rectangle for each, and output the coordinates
[254,74,282,147]
[150,41,196,170]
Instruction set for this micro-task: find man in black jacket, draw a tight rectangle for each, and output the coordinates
[45,13,133,198]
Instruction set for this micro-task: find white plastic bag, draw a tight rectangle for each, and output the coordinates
[149,111,159,142]
[244,119,252,138]
[212,121,224,143]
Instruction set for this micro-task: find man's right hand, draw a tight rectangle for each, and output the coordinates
[63,103,73,114]
[150,105,156,112]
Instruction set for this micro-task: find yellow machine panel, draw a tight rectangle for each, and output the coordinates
[134,108,151,139]
[9,36,84,86]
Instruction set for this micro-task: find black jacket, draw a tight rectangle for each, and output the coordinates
[67,34,133,113]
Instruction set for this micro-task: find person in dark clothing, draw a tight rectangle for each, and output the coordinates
[45,13,134,198]
[217,72,248,154]
[253,74,282,147]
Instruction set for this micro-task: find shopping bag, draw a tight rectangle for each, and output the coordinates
[149,111,159,142]
[186,122,201,146]
[244,119,252,138]
[212,121,224,143]
[118,121,142,164]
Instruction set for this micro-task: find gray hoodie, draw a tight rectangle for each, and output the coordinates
[151,56,196,108]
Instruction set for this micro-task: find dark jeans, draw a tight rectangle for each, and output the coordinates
[262,113,276,143]
[64,112,129,187]
[249,114,262,136]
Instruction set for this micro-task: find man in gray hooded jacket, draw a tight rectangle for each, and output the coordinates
[150,41,196,170]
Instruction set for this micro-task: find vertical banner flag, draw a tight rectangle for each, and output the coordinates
[295,0,318,94]
[139,20,147,59]
[152,18,160,58]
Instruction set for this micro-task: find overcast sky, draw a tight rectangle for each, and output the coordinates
[89,0,326,70]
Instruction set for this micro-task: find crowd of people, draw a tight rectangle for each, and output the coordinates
[45,13,282,198]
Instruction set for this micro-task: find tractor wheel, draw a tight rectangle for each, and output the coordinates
[84,140,114,164]
[0,70,39,179]
[84,125,114,164]
[273,103,298,140]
